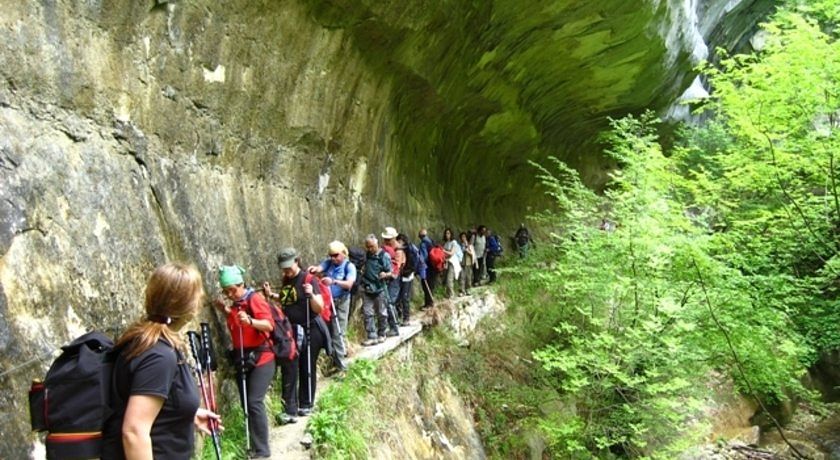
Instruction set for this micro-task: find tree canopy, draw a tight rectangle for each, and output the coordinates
[465,0,840,457]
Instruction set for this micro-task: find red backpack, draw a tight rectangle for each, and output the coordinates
[428,245,446,272]
[245,292,298,362]
[266,302,298,362]
[305,273,334,323]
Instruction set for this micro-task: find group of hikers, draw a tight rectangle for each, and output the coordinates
[86,224,524,459]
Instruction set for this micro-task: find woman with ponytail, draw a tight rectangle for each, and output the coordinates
[102,262,220,459]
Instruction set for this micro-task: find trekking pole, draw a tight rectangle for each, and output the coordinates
[422,277,433,304]
[200,324,223,460]
[238,323,250,449]
[305,296,313,410]
[187,332,222,460]
[384,284,399,331]
[200,323,218,412]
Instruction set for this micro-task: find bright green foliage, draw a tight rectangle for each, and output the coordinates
[685,0,840,356]
[309,359,379,459]
[199,397,247,460]
[526,116,705,457]
[519,109,812,457]
[490,2,840,457]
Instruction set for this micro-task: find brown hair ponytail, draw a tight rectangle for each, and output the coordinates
[117,262,205,360]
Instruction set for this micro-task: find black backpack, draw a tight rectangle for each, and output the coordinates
[348,247,367,294]
[29,331,115,459]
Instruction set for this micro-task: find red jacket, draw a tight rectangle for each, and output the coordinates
[226,290,274,367]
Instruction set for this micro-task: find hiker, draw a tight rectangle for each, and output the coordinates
[442,228,462,299]
[515,223,533,258]
[214,264,275,457]
[307,240,356,371]
[396,233,421,323]
[473,225,487,285]
[486,228,503,283]
[102,262,220,459]
[347,245,367,320]
[360,234,395,345]
[381,227,402,334]
[418,228,436,308]
[459,231,476,296]
[263,248,326,417]
[599,218,616,232]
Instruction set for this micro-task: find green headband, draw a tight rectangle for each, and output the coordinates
[219,265,245,288]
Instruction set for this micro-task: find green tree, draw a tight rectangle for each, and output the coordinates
[469,2,839,457]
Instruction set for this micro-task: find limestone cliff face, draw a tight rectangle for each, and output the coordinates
[0,0,769,456]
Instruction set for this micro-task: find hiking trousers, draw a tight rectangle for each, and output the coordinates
[278,357,298,417]
[445,265,457,299]
[386,278,401,331]
[487,253,498,282]
[427,267,440,296]
[475,256,487,284]
[398,277,414,321]
[362,291,389,339]
[298,322,327,409]
[460,263,473,294]
[236,360,275,458]
[419,271,434,308]
[331,294,350,358]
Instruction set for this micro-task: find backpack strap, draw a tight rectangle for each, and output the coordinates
[334,259,351,297]
[380,250,390,270]
[240,290,272,351]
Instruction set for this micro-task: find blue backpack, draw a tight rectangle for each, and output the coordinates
[401,243,424,276]
[488,235,503,255]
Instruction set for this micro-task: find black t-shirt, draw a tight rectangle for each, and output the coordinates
[102,339,200,460]
[279,270,321,327]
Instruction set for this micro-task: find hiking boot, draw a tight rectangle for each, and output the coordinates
[386,329,399,337]
[275,413,297,425]
[362,337,379,347]
[332,355,347,372]
[297,407,313,417]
